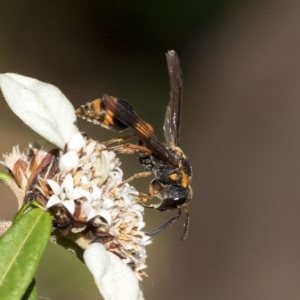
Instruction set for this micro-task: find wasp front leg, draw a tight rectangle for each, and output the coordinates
[119,172,162,203]
[120,171,154,186]
[118,171,155,200]
[139,179,164,208]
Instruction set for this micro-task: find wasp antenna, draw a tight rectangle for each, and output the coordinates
[180,207,189,241]
[145,208,182,237]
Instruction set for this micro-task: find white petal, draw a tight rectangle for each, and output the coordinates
[99,210,112,225]
[132,204,144,213]
[110,167,123,184]
[84,142,95,156]
[80,201,92,219]
[83,244,144,300]
[73,187,92,202]
[46,195,62,208]
[59,151,79,172]
[130,189,139,196]
[122,195,133,206]
[102,198,115,210]
[91,185,102,201]
[0,73,78,148]
[137,221,145,231]
[107,151,116,161]
[63,199,75,215]
[87,208,97,220]
[47,179,61,195]
[67,132,85,152]
[61,173,74,192]
[81,175,89,185]
[141,236,152,246]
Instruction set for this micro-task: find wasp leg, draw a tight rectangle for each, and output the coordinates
[102,143,152,155]
[136,192,154,200]
[103,132,137,146]
[120,171,154,186]
[145,205,189,240]
[118,171,156,200]
[145,207,182,236]
[139,179,163,207]
[181,206,189,241]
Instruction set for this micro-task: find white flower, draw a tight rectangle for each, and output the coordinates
[0,73,148,298]
[59,151,80,173]
[46,174,84,215]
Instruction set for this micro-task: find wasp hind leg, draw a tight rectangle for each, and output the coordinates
[102,142,152,155]
[102,132,152,155]
[102,132,136,146]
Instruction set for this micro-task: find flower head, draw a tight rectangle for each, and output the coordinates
[0,73,150,281]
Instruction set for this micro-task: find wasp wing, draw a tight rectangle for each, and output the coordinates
[163,50,183,147]
[103,95,178,168]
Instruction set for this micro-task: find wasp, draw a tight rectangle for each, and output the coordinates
[76,50,192,240]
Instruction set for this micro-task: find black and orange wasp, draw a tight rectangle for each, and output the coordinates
[76,50,192,240]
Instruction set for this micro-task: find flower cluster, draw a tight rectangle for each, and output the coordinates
[0,73,151,280]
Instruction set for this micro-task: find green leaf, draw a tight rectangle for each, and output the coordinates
[21,279,37,300]
[0,208,52,300]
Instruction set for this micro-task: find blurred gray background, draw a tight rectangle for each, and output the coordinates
[1,1,300,299]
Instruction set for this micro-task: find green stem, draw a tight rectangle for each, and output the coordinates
[0,172,13,183]
[14,200,46,222]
